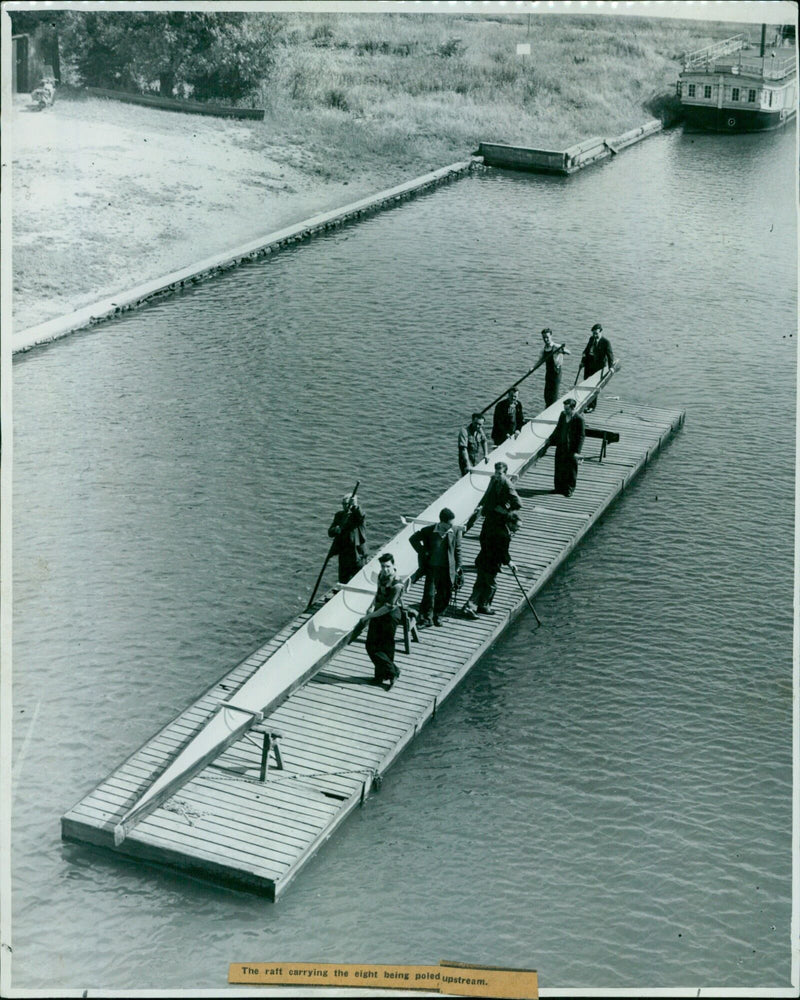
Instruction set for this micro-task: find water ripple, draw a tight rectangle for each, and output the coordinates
[11,126,794,990]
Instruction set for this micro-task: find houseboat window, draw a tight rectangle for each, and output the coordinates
[688,83,696,97]
[732,87,740,101]
[704,85,712,99]
[768,90,773,107]
[748,89,756,102]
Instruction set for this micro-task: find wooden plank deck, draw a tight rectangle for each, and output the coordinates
[62,398,685,899]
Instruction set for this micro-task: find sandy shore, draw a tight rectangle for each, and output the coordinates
[11,93,431,332]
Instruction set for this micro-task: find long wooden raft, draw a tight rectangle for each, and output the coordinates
[62,397,685,898]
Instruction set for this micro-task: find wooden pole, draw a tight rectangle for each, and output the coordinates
[510,566,542,627]
[306,480,360,610]
[478,357,546,417]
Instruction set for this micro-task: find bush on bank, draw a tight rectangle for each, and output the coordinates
[11,10,283,103]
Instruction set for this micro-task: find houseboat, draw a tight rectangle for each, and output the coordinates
[677,26,796,132]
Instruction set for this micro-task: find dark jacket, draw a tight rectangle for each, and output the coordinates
[549,411,585,455]
[328,507,367,561]
[409,523,462,583]
[480,474,521,520]
[581,335,614,377]
[492,397,525,446]
[373,576,405,625]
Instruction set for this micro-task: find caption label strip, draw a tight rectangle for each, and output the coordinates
[229,961,538,998]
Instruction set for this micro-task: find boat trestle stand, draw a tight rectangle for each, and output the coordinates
[584,426,621,463]
[250,724,285,782]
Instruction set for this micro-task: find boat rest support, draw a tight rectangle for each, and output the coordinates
[250,724,284,782]
[584,427,621,463]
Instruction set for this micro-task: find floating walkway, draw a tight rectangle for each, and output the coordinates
[478,119,663,175]
[62,393,685,899]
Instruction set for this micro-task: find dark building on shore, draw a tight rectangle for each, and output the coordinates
[11,17,60,93]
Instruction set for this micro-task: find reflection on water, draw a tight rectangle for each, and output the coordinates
[12,124,795,989]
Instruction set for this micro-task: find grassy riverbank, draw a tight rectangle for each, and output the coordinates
[12,12,742,331]
[265,12,740,150]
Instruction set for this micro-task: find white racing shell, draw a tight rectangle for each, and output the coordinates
[114,365,617,844]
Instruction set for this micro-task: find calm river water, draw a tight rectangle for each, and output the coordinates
[12,125,796,990]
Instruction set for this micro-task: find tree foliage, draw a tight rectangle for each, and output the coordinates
[45,11,281,101]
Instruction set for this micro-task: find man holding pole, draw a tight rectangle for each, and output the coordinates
[536,328,570,408]
[492,388,525,446]
[478,461,522,536]
[462,511,520,618]
[578,323,614,413]
[327,492,367,584]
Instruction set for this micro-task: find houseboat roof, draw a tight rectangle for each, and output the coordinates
[682,48,796,82]
[681,31,796,81]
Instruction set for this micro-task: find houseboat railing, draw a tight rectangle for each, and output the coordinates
[736,54,796,79]
[683,34,747,70]
[687,55,797,80]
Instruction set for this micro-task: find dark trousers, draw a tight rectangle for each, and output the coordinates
[544,372,561,408]
[554,447,579,496]
[338,551,362,584]
[366,614,399,682]
[469,567,498,611]
[583,364,600,412]
[419,565,452,619]
[480,515,506,541]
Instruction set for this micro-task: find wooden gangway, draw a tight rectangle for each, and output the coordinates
[62,397,685,899]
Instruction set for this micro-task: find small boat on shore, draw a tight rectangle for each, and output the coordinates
[677,25,796,133]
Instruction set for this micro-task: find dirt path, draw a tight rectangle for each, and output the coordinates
[11,94,414,332]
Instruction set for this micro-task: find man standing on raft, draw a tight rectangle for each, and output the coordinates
[536,328,570,408]
[327,492,367,583]
[410,508,463,628]
[462,511,521,619]
[477,461,521,535]
[458,412,490,476]
[362,553,403,690]
[492,388,525,447]
[546,397,585,497]
[578,323,614,413]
